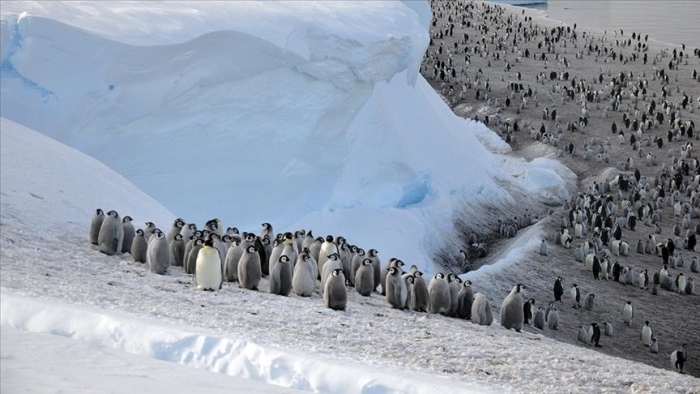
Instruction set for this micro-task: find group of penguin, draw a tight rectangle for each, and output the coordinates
[89,209,496,322]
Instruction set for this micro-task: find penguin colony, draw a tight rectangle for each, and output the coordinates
[423,0,698,375]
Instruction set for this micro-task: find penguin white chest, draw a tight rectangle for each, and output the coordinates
[196,247,222,290]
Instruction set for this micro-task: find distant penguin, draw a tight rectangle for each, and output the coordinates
[195,235,223,291]
[386,266,408,309]
[260,222,273,240]
[355,259,375,297]
[97,210,124,256]
[380,258,402,296]
[584,293,595,310]
[121,216,135,254]
[350,248,366,283]
[471,293,493,326]
[447,274,461,316]
[166,218,185,245]
[604,321,614,337]
[170,233,186,267]
[131,229,148,263]
[574,245,585,262]
[623,301,634,325]
[533,307,545,329]
[500,284,525,332]
[223,240,243,282]
[547,307,559,330]
[670,344,688,373]
[570,284,581,308]
[185,239,204,275]
[523,298,535,324]
[292,251,316,297]
[269,255,293,296]
[686,278,695,295]
[324,269,347,311]
[578,325,588,343]
[641,321,653,346]
[691,257,699,273]
[147,229,171,275]
[428,273,451,314]
[650,337,659,353]
[238,245,262,290]
[677,273,687,294]
[553,277,564,302]
[89,208,105,245]
[539,239,549,255]
[590,323,602,347]
[456,281,474,318]
[367,248,382,291]
[411,271,430,312]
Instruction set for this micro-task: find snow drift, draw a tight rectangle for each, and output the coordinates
[0,1,573,271]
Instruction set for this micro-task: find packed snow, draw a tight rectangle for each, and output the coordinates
[1,0,572,270]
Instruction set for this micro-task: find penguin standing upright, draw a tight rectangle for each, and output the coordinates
[471,293,493,326]
[523,298,535,324]
[428,273,451,314]
[147,229,171,275]
[195,235,223,290]
[131,229,148,263]
[623,301,634,325]
[292,252,316,297]
[547,307,559,330]
[533,307,545,329]
[641,321,653,346]
[411,271,430,312]
[170,233,186,267]
[166,218,185,245]
[121,216,135,254]
[98,210,124,256]
[570,284,581,308]
[89,208,105,245]
[185,239,204,275]
[269,255,293,296]
[456,280,474,319]
[354,259,375,297]
[500,284,525,332]
[671,344,688,373]
[238,245,262,290]
[385,267,407,309]
[590,323,602,347]
[650,338,659,353]
[447,274,461,316]
[553,277,564,302]
[224,240,244,282]
[318,235,338,278]
[604,322,614,337]
[324,269,347,311]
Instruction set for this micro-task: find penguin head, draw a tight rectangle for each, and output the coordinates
[222,235,231,243]
[123,216,132,223]
[195,239,204,246]
[328,253,339,261]
[362,259,373,266]
[136,229,144,236]
[204,234,215,247]
[247,245,257,253]
[279,255,290,264]
[145,221,154,229]
[262,237,270,246]
[107,210,119,218]
[388,267,399,275]
[645,320,650,326]
[315,237,324,243]
[228,226,239,234]
[406,276,414,284]
[368,249,378,257]
[245,233,256,242]
[174,234,183,241]
[284,232,293,241]
[435,273,445,280]
[174,218,184,228]
[463,279,471,286]
[262,222,271,229]
[325,235,334,243]
[95,208,104,215]
[336,236,346,245]
[357,248,365,256]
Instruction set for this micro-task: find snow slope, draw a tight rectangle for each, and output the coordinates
[1,120,698,393]
[0,1,573,271]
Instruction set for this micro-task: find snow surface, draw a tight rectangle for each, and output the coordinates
[0,0,573,272]
[2,120,698,393]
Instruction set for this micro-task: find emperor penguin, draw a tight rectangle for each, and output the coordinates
[411,271,430,312]
[147,229,171,275]
[523,299,535,324]
[170,233,186,267]
[308,237,324,267]
[590,323,602,347]
[381,258,404,296]
[195,235,223,291]
[238,245,262,290]
[691,256,699,273]
[367,249,382,291]
[539,239,549,256]
[97,210,124,256]
[570,284,581,308]
[385,266,408,309]
[686,278,695,295]
[578,325,589,343]
[456,280,474,319]
[318,235,338,278]
[121,216,135,254]
[185,239,204,275]
[166,218,185,245]
[324,269,347,311]
[143,221,157,240]
[622,301,634,325]
[292,252,316,297]
[131,229,148,263]
[604,321,614,337]
[204,218,223,237]
[641,321,653,346]
[676,273,687,294]
[650,337,659,353]
[224,240,244,282]
[574,245,585,262]
[89,208,105,245]
[583,293,596,310]
[447,274,462,316]
[500,284,525,332]
[301,230,315,251]
[471,293,493,326]
[350,247,366,284]
[553,277,564,302]
[354,259,375,297]
[533,307,545,329]
[321,253,343,291]
[269,255,293,296]
[428,273,451,314]
[260,222,274,240]
[670,344,688,373]
[268,238,284,275]
[547,307,559,330]
[180,223,196,243]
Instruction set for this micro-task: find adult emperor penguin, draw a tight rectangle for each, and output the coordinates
[131,229,148,263]
[170,233,186,267]
[195,235,223,291]
[533,307,545,330]
[167,218,185,245]
[98,210,124,256]
[121,216,135,254]
[547,307,559,330]
[553,277,564,302]
[269,255,293,296]
[471,293,493,326]
[523,298,535,324]
[224,240,244,282]
[318,235,339,278]
[354,259,374,297]
[238,245,262,290]
[670,344,688,373]
[447,274,461,316]
[292,251,316,297]
[604,321,614,337]
[185,239,204,275]
[324,269,347,311]
[622,301,634,326]
[428,273,451,314]
[147,229,171,275]
[89,208,105,245]
[500,284,525,332]
[385,266,407,309]
[411,270,430,312]
[570,284,581,308]
[641,321,653,346]
[456,280,474,319]
[590,323,602,347]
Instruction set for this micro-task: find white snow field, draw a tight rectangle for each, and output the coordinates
[0,0,574,271]
[2,119,699,393]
